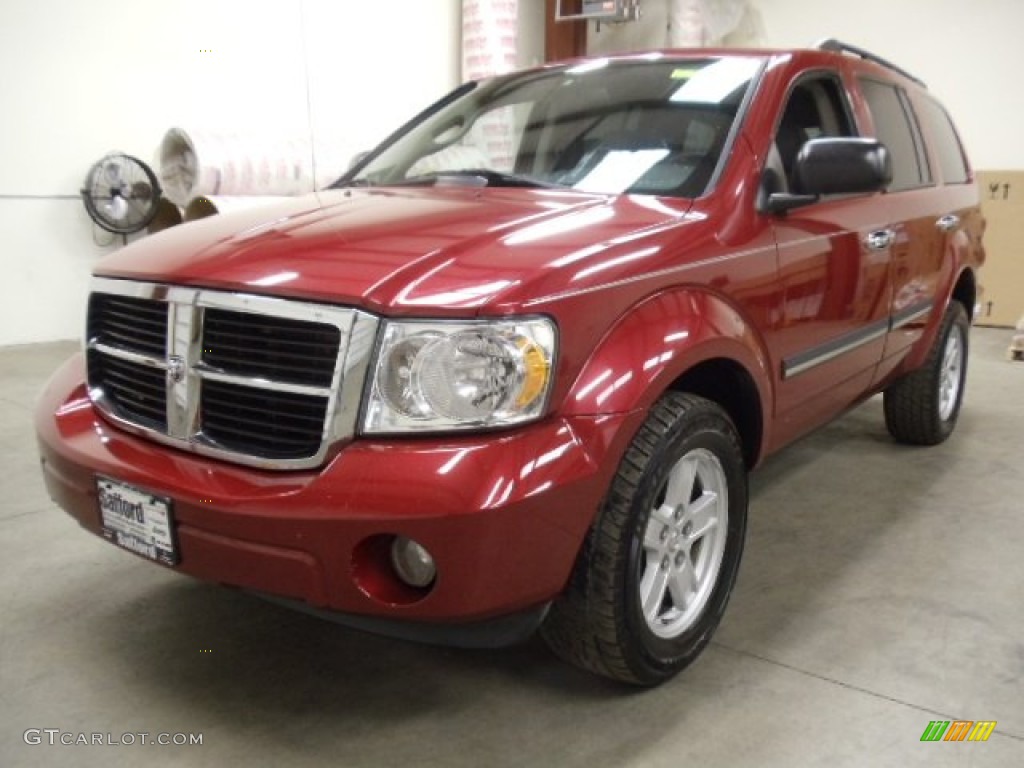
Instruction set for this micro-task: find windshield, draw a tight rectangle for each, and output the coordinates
[344,55,764,198]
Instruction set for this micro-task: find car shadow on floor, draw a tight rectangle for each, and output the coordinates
[711,392,992,665]
[74,393,990,757]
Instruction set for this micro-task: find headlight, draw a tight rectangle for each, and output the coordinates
[363,317,556,433]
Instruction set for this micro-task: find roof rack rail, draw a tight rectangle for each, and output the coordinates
[814,38,927,88]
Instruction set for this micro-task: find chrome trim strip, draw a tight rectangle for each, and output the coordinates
[91,277,197,305]
[890,300,933,330]
[331,311,379,442]
[194,364,333,398]
[167,299,202,439]
[89,392,166,432]
[86,276,380,470]
[782,299,935,379]
[87,341,167,370]
[783,318,889,379]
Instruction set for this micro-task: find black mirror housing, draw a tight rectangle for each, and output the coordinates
[793,138,892,196]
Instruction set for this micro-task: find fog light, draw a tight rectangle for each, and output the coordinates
[390,536,436,588]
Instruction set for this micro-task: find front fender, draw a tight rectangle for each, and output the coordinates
[560,289,773,421]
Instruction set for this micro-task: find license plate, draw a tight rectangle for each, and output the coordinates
[97,477,178,565]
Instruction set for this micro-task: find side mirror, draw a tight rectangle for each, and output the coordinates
[766,138,892,214]
[794,137,892,195]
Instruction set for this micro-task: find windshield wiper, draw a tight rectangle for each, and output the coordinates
[397,169,566,190]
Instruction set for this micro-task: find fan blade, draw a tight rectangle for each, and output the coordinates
[104,195,129,221]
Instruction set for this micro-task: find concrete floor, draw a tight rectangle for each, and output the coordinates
[2,329,1022,768]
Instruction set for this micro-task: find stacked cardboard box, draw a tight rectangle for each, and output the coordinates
[975,171,1024,328]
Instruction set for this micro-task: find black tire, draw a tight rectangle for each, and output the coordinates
[884,302,969,446]
[541,393,748,686]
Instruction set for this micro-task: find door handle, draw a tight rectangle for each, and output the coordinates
[864,229,895,251]
[936,214,961,233]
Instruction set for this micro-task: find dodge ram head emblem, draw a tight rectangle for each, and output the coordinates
[167,355,185,384]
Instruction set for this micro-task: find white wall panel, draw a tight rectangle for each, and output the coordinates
[517,0,546,69]
[0,0,460,346]
[736,0,1024,171]
[0,0,309,198]
[583,0,1021,171]
[0,202,101,347]
[302,0,460,181]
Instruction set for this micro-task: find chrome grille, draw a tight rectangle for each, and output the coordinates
[84,278,379,470]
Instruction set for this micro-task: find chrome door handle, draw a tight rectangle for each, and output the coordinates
[864,229,895,251]
[936,214,961,232]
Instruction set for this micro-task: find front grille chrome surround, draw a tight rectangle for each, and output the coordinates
[85,277,379,470]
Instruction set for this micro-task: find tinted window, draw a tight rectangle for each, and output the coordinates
[349,57,764,198]
[916,96,970,184]
[773,76,855,191]
[860,79,928,192]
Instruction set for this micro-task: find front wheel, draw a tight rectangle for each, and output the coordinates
[884,302,970,445]
[541,393,748,686]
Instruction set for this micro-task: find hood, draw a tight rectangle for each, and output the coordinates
[96,187,695,315]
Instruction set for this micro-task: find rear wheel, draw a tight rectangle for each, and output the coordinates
[884,302,969,445]
[541,393,748,686]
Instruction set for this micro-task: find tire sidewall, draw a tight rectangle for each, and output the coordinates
[936,306,969,436]
[621,405,748,679]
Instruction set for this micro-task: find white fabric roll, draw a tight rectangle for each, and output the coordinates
[159,128,317,206]
[669,0,750,47]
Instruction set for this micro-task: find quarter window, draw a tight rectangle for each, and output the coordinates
[915,96,970,184]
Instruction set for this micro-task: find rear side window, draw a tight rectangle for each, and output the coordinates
[860,78,930,192]
[915,97,970,184]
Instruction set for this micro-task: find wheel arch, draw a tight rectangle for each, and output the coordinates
[951,266,977,320]
[560,288,772,468]
[666,358,763,468]
[903,263,979,374]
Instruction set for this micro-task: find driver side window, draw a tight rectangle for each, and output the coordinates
[769,76,856,193]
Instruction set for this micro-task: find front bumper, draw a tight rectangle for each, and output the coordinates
[36,354,640,645]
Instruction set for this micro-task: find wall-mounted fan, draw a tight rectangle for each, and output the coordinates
[81,153,162,235]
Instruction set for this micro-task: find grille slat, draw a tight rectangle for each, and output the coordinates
[99,362,166,400]
[204,318,339,343]
[202,308,340,388]
[87,294,168,357]
[203,337,337,359]
[87,351,167,429]
[205,360,333,385]
[100,304,167,326]
[201,389,325,425]
[85,284,359,467]
[200,380,327,458]
[102,370,165,400]
[98,320,166,345]
[203,310,340,336]
[202,420,321,449]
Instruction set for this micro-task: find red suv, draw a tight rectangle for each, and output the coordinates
[37,41,984,685]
